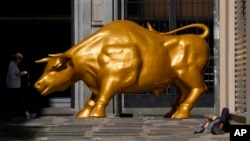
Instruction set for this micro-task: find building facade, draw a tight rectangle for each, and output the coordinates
[218,0,250,123]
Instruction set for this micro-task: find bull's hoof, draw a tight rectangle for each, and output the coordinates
[90,113,106,117]
[75,111,91,118]
[90,107,106,117]
[171,111,191,119]
[163,108,178,118]
[163,111,175,118]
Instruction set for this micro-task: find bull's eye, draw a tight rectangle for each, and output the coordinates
[49,57,71,72]
[51,63,67,72]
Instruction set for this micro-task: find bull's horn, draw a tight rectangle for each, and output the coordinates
[48,53,66,57]
[35,53,65,63]
[35,57,51,63]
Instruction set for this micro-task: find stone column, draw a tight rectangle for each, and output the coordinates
[72,0,119,116]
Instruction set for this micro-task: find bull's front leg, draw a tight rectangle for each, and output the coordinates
[90,79,118,117]
[75,94,97,118]
[90,43,141,117]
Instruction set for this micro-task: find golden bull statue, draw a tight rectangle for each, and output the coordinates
[34,20,210,119]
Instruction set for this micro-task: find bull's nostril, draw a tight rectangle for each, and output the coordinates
[34,82,40,88]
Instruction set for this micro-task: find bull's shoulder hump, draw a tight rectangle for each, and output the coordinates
[100,43,141,58]
[97,43,142,66]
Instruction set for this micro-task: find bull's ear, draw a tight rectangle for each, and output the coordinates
[35,57,51,63]
[48,53,72,65]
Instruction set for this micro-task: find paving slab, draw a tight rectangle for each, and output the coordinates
[0,116,230,141]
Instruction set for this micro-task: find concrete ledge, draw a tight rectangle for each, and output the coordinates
[230,113,246,124]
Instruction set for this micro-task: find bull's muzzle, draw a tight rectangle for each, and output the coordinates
[34,81,43,92]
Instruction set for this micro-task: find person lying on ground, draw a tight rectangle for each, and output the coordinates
[194,107,230,135]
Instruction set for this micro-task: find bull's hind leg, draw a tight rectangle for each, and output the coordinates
[171,71,207,119]
[164,81,190,118]
[75,94,97,118]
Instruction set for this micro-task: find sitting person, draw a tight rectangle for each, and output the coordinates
[194,107,230,135]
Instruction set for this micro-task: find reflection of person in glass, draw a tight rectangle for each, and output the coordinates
[6,53,36,120]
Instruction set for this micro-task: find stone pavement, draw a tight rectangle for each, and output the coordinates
[0,115,230,141]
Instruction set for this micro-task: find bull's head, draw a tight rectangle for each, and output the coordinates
[34,53,75,96]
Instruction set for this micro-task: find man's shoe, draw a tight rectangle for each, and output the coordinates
[194,126,205,134]
[26,113,37,120]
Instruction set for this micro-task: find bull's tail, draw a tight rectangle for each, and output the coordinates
[147,23,209,39]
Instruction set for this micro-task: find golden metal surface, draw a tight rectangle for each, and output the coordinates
[34,20,210,119]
